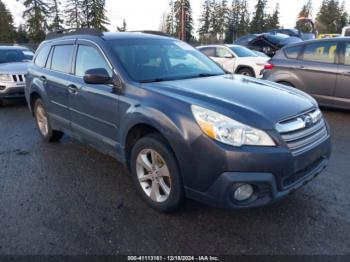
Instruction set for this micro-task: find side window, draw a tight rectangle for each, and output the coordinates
[200,47,215,57]
[284,45,303,59]
[216,47,232,58]
[344,43,350,65]
[51,45,74,73]
[75,45,112,77]
[302,42,337,63]
[34,45,51,67]
[345,29,350,37]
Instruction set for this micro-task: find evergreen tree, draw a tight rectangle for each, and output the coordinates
[217,0,229,40]
[81,0,109,31]
[265,3,280,31]
[250,0,267,33]
[166,0,176,36]
[49,0,64,31]
[298,0,313,18]
[22,0,50,43]
[198,0,211,39]
[316,0,348,33]
[210,0,221,39]
[15,24,29,43]
[65,0,83,28]
[237,0,250,37]
[225,0,241,43]
[173,0,194,42]
[0,0,16,43]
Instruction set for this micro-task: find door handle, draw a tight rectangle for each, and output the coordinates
[341,71,350,76]
[298,65,307,69]
[68,84,79,94]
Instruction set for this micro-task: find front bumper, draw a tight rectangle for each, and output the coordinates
[0,82,26,99]
[184,132,331,209]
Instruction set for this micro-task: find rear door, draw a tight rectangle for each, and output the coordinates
[69,41,120,154]
[45,41,76,130]
[334,41,350,107]
[295,41,338,101]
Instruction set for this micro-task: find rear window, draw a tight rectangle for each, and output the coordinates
[35,45,51,67]
[284,45,303,59]
[199,47,215,57]
[51,45,74,73]
[302,42,337,63]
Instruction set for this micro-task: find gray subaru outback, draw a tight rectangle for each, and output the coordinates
[25,30,331,212]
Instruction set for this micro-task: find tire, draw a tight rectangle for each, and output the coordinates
[34,98,63,143]
[237,68,255,77]
[278,81,294,87]
[130,134,184,212]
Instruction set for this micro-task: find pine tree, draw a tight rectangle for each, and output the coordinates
[80,0,109,31]
[198,0,211,39]
[217,0,229,41]
[316,0,348,33]
[210,0,221,39]
[250,0,267,33]
[237,0,250,37]
[22,0,50,43]
[65,0,83,28]
[0,0,16,43]
[265,3,280,31]
[49,0,64,31]
[173,0,194,42]
[166,0,176,36]
[15,24,29,43]
[299,0,313,18]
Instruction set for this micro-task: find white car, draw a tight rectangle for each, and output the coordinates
[197,44,269,78]
[342,26,350,37]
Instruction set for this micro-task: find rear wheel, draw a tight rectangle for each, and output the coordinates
[237,68,255,77]
[34,98,63,142]
[130,134,184,212]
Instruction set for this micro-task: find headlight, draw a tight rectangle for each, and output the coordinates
[0,74,12,82]
[191,105,275,147]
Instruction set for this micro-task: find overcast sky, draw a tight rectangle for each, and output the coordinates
[4,0,350,32]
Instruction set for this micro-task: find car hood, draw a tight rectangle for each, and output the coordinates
[142,75,317,130]
[0,62,29,74]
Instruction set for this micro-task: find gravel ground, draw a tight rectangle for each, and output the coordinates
[0,100,349,255]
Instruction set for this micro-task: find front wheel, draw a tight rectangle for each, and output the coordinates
[34,98,63,142]
[237,68,255,77]
[130,134,184,212]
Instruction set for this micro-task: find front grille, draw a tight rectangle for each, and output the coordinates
[12,74,25,83]
[277,109,329,156]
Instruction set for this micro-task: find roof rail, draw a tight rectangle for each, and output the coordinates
[129,30,172,37]
[45,28,103,40]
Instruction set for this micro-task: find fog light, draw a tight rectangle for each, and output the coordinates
[233,184,254,201]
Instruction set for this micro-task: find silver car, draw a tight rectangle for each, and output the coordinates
[263,38,350,110]
[0,46,34,106]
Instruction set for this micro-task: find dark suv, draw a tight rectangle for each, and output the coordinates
[25,30,331,212]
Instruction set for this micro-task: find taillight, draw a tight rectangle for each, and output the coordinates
[264,63,274,70]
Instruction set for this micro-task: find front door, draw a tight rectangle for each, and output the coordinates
[335,41,350,108]
[69,42,120,155]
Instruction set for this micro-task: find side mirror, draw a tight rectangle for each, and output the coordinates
[83,68,112,85]
[224,53,234,59]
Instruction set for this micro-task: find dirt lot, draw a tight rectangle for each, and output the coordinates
[0,101,349,255]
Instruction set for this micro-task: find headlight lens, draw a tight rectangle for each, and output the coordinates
[0,74,12,82]
[191,105,275,147]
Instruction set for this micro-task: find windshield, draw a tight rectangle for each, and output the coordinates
[0,49,34,64]
[229,46,258,57]
[108,39,225,83]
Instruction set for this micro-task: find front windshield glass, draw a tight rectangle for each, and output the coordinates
[229,46,258,57]
[0,49,34,64]
[108,39,225,83]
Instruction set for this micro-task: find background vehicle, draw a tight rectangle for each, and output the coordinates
[26,30,331,212]
[235,33,302,57]
[0,46,34,106]
[197,44,269,77]
[317,34,340,39]
[234,34,258,46]
[341,26,350,37]
[268,29,302,39]
[263,38,350,110]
